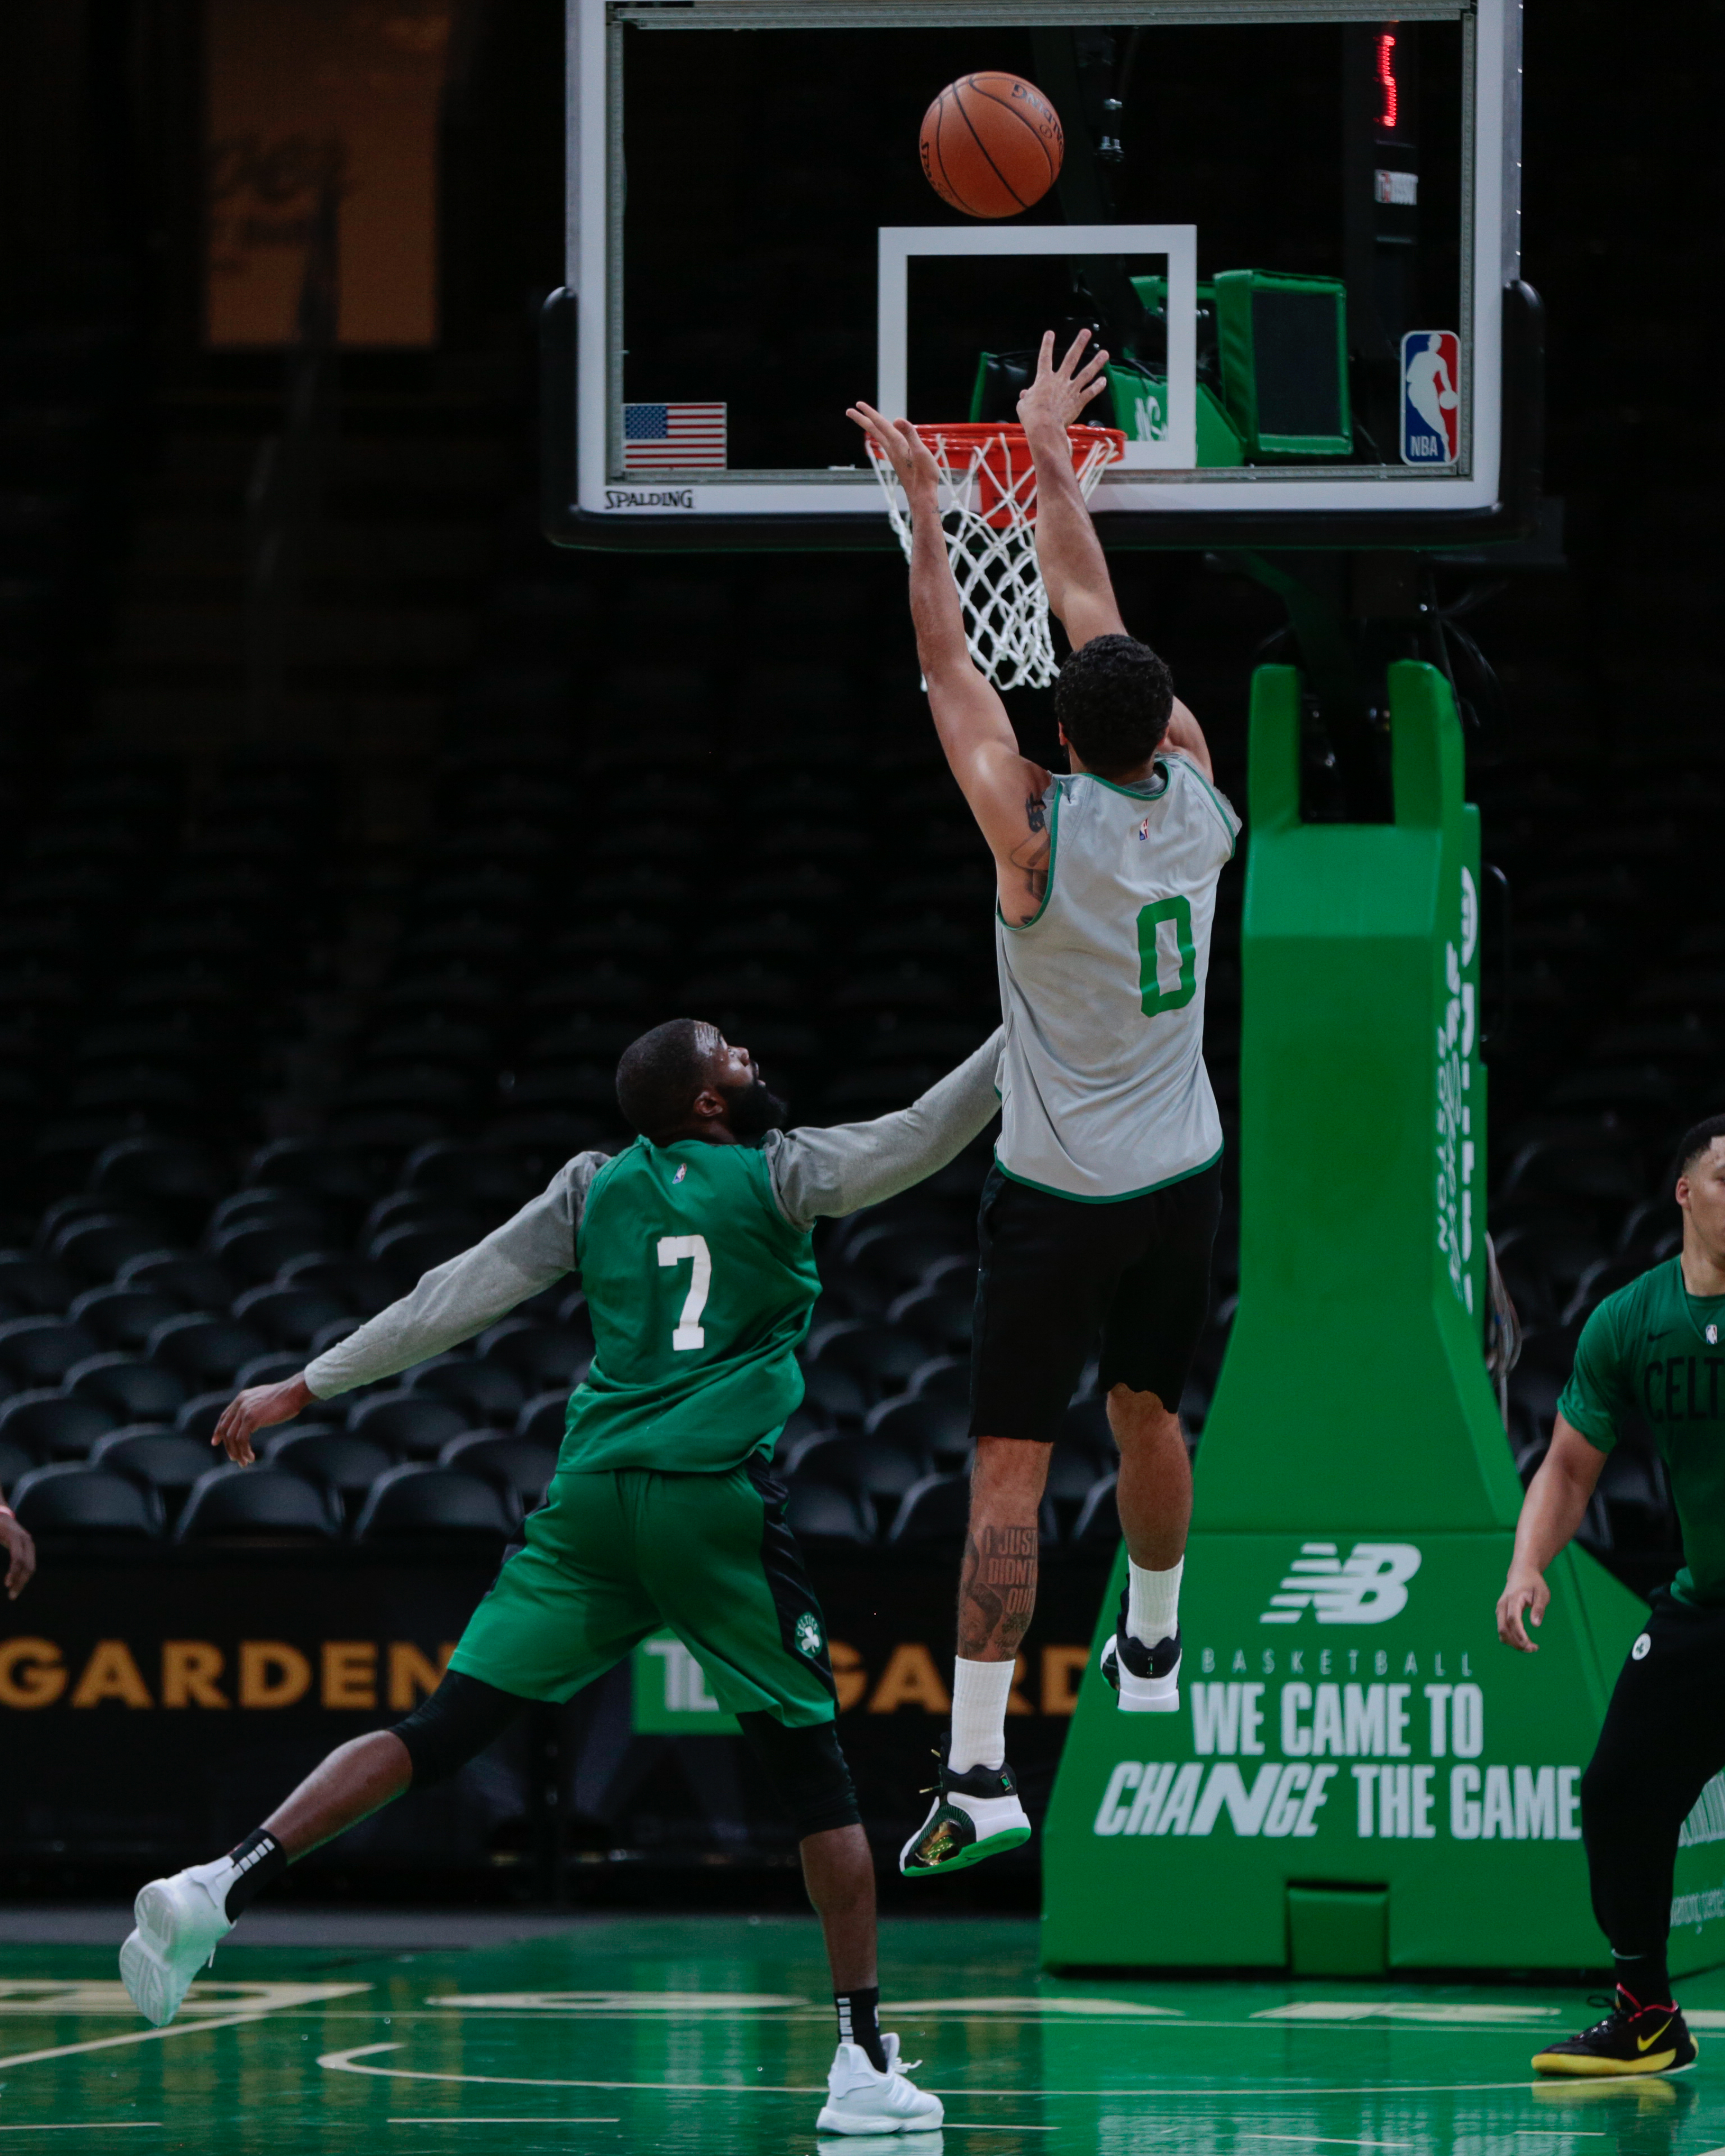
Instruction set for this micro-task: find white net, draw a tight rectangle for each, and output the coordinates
[868,425,1122,692]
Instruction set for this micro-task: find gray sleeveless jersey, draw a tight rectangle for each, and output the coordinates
[994,755,1240,1201]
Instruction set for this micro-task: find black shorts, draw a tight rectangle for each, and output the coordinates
[970,1158,1222,1443]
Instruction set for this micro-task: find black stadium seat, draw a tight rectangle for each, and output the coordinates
[277,1252,399,1313]
[175,1465,340,1541]
[888,1472,971,1545]
[440,1432,558,1516]
[50,1213,165,1282]
[117,1250,238,1311]
[147,1315,270,1388]
[91,1428,213,1518]
[0,1391,116,1462]
[67,1285,183,1352]
[478,1319,588,1390]
[207,1221,327,1286]
[783,1481,872,1544]
[0,1436,32,1491]
[406,1358,524,1426]
[266,1429,395,1519]
[0,1254,75,1314]
[805,1322,927,1404]
[1071,1474,1121,1547]
[10,1461,162,1537]
[863,1394,970,1467]
[789,1433,928,1533]
[174,1391,236,1443]
[353,1463,513,1543]
[0,1315,100,1387]
[346,1390,469,1458]
[232,1284,354,1350]
[70,1354,188,1423]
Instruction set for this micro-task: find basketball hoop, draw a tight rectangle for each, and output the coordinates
[866,423,1126,691]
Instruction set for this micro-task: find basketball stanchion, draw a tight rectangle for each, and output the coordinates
[865,422,1125,691]
[1042,661,1669,1977]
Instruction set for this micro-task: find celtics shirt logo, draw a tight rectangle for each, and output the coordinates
[795,1612,824,1660]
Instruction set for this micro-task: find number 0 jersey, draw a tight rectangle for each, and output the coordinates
[1558,1256,1725,1606]
[995,755,1240,1202]
[561,1135,821,1475]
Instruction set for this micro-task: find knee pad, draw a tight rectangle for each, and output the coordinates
[394,1670,527,1789]
[737,1712,860,1838]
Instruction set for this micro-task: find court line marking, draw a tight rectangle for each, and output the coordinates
[317,2045,1563,2100]
[0,2013,274,2073]
[1235,2139,1411,2149]
[0,2128,162,2135]
[387,2121,620,2127]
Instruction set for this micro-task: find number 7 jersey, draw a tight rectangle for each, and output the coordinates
[995,756,1240,1202]
[562,1137,822,1474]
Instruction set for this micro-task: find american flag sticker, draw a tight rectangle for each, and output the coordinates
[622,402,727,471]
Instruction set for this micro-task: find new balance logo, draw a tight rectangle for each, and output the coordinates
[1259,1542,1422,1626]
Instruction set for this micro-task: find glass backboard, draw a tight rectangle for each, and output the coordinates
[544,1,1536,550]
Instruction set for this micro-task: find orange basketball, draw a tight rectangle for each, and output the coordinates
[919,73,1064,220]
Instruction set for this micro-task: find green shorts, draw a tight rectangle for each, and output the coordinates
[448,1455,838,1727]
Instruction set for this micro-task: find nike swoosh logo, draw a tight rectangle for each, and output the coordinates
[1637,2021,1672,2052]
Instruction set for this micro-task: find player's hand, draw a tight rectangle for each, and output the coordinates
[846,401,942,513]
[1,1510,36,1600]
[1495,1566,1549,1652]
[1017,328,1111,441]
[213,1374,315,1466]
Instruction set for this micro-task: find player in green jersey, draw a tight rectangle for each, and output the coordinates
[119,1019,1003,2136]
[1498,1113,1725,2079]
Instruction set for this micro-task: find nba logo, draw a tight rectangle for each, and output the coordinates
[1400,331,1460,465]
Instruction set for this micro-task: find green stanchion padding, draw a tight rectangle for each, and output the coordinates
[1040,661,1692,1976]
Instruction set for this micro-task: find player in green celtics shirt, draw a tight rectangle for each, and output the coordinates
[120,1019,1002,2137]
[1498,1113,1725,2080]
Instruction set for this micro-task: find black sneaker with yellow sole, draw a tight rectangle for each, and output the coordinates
[1532,1989,1698,2078]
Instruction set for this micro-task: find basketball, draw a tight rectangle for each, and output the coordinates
[919,73,1064,219]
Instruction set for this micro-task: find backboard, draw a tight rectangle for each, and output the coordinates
[543,1,1537,552]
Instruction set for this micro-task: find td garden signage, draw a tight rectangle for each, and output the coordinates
[1041,1532,1696,1972]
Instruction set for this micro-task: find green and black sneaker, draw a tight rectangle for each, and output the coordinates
[1532,1989,1699,2079]
[898,1747,1032,1879]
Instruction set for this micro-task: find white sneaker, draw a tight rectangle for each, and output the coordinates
[1099,1600,1181,1712]
[119,1860,234,2026]
[899,1754,1032,1878]
[816,2033,944,2136]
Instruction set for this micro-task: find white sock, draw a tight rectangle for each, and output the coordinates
[1126,1556,1183,1647]
[948,1658,1015,1774]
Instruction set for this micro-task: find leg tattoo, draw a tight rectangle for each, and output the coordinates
[957,1523,1039,1660]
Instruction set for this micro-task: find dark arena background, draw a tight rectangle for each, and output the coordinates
[1,3,1722,2150]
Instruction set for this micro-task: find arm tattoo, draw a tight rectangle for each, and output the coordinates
[1006,793,1051,924]
[957,1523,1039,1660]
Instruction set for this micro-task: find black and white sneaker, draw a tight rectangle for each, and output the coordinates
[899,1747,1031,1878]
[1098,1591,1181,1712]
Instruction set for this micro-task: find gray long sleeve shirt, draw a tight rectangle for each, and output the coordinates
[303,1030,1003,1401]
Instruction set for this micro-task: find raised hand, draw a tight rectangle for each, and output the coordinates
[1017,328,1111,441]
[846,401,942,514]
[212,1374,314,1467]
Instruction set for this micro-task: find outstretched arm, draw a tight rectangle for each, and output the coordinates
[1,1494,35,1600]
[211,1153,608,1463]
[1019,330,1124,651]
[766,1029,1003,1228]
[847,403,1054,919]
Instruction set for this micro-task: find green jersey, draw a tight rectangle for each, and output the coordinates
[1558,1256,1725,1605]
[560,1135,821,1475]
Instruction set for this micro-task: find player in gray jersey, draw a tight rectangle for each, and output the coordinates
[851,332,1239,1876]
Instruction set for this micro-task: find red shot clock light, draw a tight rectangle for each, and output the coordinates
[1375,31,1399,130]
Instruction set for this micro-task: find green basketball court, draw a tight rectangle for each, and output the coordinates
[2,1916,1721,2151]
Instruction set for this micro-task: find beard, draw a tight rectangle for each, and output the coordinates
[719,1074,787,1139]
